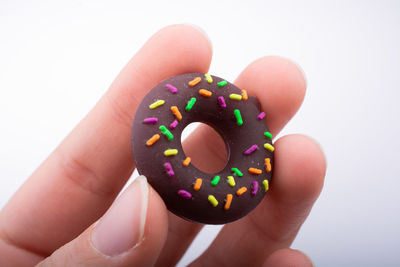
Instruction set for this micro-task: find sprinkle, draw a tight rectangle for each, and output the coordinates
[149,100,165,109]
[251,181,259,196]
[166,84,178,94]
[264,131,273,139]
[229,94,242,101]
[264,143,275,152]
[231,167,243,177]
[170,106,182,120]
[242,89,248,100]
[143,117,158,124]
[178,190,192,199]
[224,194,233,210]
[217,96,226,108]
[236,187,247,196]
[262,179,269,192]
[199,89,212,97]
[183,157,191,167]
[169,120,179,130]
[234,109,243,126]
[164,149,178,156]
[205,73,213,83]
[189,77,201,87]
[159,125,174,140]
[218,80,228,87]
[163,162,174,177]
[227,176,236,187]
[194,178,202,191]
[257,112,266,120]
[186,97,197,111]
[208,195,218,207]
[146,134,160,146]
[244,144,259,155]
[265,158,272,173]
[249,168,262,175]
[211,175,221,186]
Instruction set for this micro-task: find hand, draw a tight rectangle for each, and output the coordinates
[0,25,326,267]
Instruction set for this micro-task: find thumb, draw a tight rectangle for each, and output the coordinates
[37,175,168,267]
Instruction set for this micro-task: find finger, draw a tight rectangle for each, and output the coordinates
[155,56,307,266]
[36,176,169,267]
[0,24,212,257]
[263,248,313,267]
[190,135,326,267]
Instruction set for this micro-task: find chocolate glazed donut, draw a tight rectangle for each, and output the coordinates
[131,73,274,224]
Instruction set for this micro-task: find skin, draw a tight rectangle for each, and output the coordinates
[0,24,326,266]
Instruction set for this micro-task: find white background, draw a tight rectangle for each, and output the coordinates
[1,1,400,266]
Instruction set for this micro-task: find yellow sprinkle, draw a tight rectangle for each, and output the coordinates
[146,134,160,146]
[264,143,275,152]
[170,106,182,120]
[164,149,178,156]
[208,195,218,207]
[236,187,247,196]
[248,168,262,175]
[262,179,269,192]
[224,194,233,210]
[227,176,236,187]
[229,94,242,101]
[241,89,248,100]
[189,77,201,87]
[183,157,191,166]
[205,73,213,83]
[194,178,202,191]
[149,100,165,109]
[265,158,272,173]
[199,89,212,97]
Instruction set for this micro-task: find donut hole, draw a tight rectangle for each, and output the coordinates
[181,122,228,174]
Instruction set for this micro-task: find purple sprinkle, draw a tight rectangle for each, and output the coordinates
[143,117,158,124]
[217,96,226,108]
[169,119,179,130]
[244,144,259,155]
[166,84,178,94]
[178,190,192,199]
[257,112,266,120]
[163,162,174,178]
[251,181,259,196]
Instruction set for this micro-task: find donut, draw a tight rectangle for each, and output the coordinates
[131,73,274,224]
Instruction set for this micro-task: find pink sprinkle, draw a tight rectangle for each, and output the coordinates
[178,190,192,199]
[218,96,226,108]
[163,162,174,178]
[251,181,259,196]
[244,144,259,155]
[166,84,178,94]
[257,112,266,120]
[143,117,158,124]
[170,119,179,130]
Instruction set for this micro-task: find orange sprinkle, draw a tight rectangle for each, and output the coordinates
[146,134,160,146]
[194,178,202,191]
[224,194,233,210]
[249,168,262,175]
[189,77,201,87]
[265,158,272,173]
[241,89,248,100]
[170,106,182,121]
[199,89,212,97]
[236,187,247,196]
[183,157,191,166]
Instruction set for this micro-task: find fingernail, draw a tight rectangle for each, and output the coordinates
[91,175,148,256]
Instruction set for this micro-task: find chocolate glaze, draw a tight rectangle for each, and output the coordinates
[131,73,273,224]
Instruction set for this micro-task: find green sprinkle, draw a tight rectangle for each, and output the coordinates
[208,195,218,207]
[227,176,236,187]
[218,80,227,87]
[159,125,173,140]
[262,179,269,192]
[211,175,221,186]
[149,100,165,109]
[234,109,243,126]
[264,131,273,139]
[164,149,178,156]
[231,167,243,177]
[185,97,197,111]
